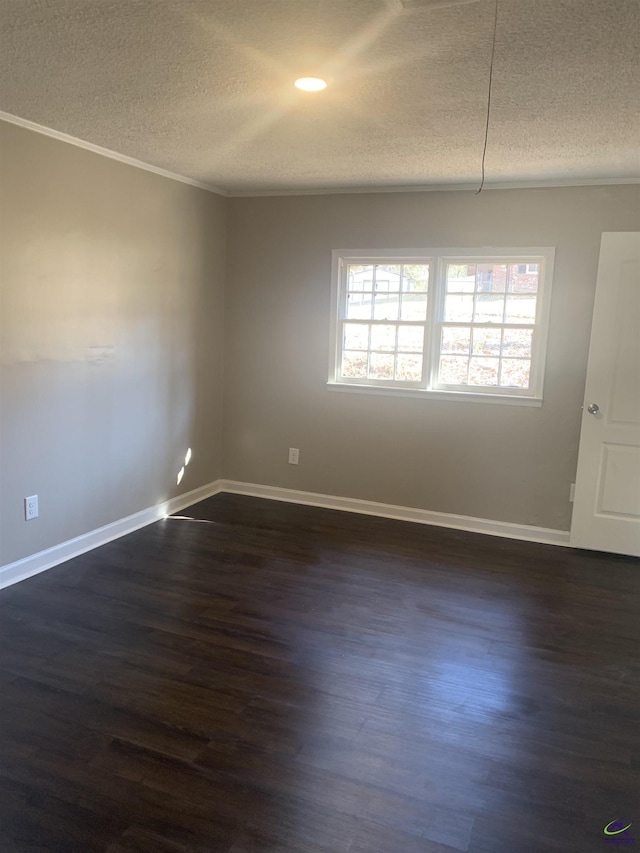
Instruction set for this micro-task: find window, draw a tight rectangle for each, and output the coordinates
[328,247,555,404]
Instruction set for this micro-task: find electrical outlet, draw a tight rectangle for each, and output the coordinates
[24,495,39,520]
[569,483,576,503]
[288,447,299,465]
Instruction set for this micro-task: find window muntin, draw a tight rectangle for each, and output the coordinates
[340,262,430,385]
[330,249,554,402]
[433,261,540,393]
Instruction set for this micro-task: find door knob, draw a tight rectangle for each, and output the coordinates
[587,403,600,415]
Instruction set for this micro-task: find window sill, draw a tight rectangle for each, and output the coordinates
[326,382,543,407]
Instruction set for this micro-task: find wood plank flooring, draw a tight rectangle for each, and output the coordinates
[1,494,639,852]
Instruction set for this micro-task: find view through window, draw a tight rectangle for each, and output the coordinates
[329,249,554,403]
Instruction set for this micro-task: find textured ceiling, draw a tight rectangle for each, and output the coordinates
[1,0,638,193]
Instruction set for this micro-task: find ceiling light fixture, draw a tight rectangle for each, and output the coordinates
[294,77,327,92]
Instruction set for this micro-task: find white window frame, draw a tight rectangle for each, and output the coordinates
[328,247,555,406]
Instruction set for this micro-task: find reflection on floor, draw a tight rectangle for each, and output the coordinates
[1,493,638,852]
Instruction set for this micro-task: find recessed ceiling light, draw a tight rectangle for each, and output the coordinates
[294,77,327,92]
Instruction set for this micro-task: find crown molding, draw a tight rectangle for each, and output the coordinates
[3,111,637,199]
[227,177,640,198]
[0,111,228,197]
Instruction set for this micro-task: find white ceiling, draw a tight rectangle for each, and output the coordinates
[1,0,638,194]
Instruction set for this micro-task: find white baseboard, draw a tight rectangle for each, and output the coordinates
[0,477,571,591]
[0,479,223,590]
[219,480,571,547]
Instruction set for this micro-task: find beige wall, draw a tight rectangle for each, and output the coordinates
[223,186,639,531]
[0,121,226,566]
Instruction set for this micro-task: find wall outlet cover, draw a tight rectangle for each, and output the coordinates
[25,495,39,520]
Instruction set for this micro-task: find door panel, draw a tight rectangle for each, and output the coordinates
[608,264,640,425]
[597,444,640,518]
[570,233,640,556]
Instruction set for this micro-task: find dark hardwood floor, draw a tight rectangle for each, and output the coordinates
[1,494,638,852]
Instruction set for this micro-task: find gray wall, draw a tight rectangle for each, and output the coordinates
[0,121,226,566]
[1,119,637,566]
[223,186,639,531]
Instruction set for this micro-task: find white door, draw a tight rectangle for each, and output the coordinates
[570,232,640,557]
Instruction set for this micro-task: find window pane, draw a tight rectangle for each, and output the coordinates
[341,351,367,379]
[369,352,394,380]
[472,327,501,356]
[403,265,430,292]
[500,358,531,388]
[400,292,427,320]
[474,294,505,323]
[397,326,424,352]
[445,294,473,322]
[346,292,373,320]
[508,263,539,293]
[375,264,402,292]
[468,357,499,386]
[502,328,532,358]
[439,356,469,385]
[370,324,396,351]
[447,264,476,293]
[477,263,507,294]
[337,252,548,397]
[441,327,471,354]
[343,323,369,350]
[396,354,423,381]
[347,264,373,292]
[374,293,399,320]
[505,295,536,324]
